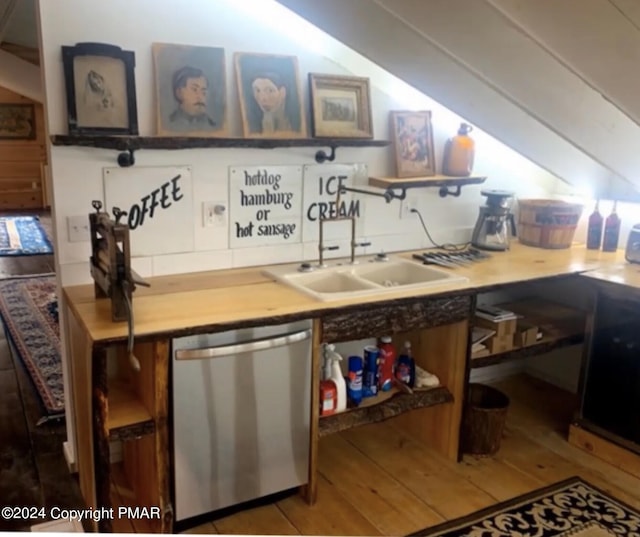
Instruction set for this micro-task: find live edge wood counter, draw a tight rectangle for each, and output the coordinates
[61,242,627,533]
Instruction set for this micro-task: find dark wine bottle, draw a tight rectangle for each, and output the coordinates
[586,200,603,250]
[602,201,621,252]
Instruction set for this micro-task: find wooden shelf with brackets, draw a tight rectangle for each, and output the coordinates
[368,174,487,198]
[50,134,391,167]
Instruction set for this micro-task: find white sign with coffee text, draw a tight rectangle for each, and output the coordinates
[229,165,303,248]
[103,165,194,256]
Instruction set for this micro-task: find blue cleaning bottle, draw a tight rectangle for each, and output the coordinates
[347,355,363,406]
[395,341,415,388]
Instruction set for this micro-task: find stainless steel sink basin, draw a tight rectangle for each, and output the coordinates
[264,257,468,301]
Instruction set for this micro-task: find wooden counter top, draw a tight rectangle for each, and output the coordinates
[63,241,628,344]
[579,261,640,290]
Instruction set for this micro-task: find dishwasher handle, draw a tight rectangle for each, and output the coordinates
[175,328,312,360]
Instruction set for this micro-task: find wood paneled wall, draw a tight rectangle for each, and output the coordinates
[0,85,47,210]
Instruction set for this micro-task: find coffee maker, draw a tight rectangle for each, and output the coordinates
[471,190,517,251]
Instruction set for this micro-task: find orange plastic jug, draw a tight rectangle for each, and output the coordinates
[443,123,475,176]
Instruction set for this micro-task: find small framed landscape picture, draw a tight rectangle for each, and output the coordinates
[390,110,435,178]
[153,43,227,137]
[309,73,373,139]
[234,52,307,139]
[0,104,36,140]
[61,42,138,135]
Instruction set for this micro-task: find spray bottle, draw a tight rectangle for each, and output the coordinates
[324,344,347,412]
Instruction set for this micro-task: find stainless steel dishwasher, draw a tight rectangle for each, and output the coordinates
[171,319,312,523]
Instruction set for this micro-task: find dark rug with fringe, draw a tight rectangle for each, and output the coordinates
[0,274,62,416]
[0,216,53,256]
[409,476,640,536]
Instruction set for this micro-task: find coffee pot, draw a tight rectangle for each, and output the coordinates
[471,190,517,251]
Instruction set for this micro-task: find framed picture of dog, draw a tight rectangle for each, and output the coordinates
[61,42,138,135]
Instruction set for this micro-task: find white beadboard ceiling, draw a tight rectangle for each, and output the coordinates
[277,0,640,202]
[3,0,640,200]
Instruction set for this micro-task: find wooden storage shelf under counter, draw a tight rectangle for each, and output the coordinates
[107,382,155,441]
[470,298,587,369]
[318,385,453,437]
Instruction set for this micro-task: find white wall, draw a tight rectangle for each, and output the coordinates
[0,48,42,102]
[38,0,564,287]
[37,0,564,466]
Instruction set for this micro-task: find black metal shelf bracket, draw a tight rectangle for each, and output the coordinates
[117,148,136,168]
[315,145,337,164]
[384,187,407,202]
[439,185,463,198]
[339,186,406,204]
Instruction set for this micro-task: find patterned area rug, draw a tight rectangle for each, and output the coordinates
[0,274,62,415]
[0,216,53,256]
[410,477,640,536]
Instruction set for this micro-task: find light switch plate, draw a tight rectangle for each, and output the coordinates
[67,215,90,242]
[203,201,227,227]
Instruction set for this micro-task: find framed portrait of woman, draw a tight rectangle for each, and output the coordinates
[234,52,307,139]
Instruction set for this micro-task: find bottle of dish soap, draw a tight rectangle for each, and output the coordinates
[443,123,475,177]
[395,341,415,388]
[325,344,346,413]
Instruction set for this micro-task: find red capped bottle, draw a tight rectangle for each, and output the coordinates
[586,200,603,250]
[377,336,396,392]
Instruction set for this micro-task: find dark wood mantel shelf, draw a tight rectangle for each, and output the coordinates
[50,135,391,166]
[50,134,392,150]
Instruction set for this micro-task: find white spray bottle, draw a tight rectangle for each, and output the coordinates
[324,344,347,412]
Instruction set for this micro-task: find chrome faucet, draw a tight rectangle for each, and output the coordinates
[318,218,340,268]
[317,187,371,267]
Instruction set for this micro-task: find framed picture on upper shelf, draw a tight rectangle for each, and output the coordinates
[309,73,373,139]
[390,110,435,178]
[153,43,227,137]
[234,52,307,139]
[61,42,138,135]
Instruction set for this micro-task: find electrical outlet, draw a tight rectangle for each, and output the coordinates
[203,201,227,227]
[399,197,418,220]
[67,215,90,242]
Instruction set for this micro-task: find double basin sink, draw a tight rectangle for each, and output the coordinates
[263,256,469,301]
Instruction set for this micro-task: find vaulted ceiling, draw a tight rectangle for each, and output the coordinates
[278,0,640,202]
[2,0,640,201]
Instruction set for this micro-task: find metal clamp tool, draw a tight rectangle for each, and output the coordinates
[89,200,150,372]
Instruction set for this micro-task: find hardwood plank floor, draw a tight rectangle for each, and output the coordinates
[0,210,84,532]
[205,374,640,536]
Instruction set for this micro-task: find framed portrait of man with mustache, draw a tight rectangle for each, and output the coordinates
[153,43,228,137]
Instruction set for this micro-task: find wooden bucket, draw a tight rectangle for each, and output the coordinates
[461,383,509,456]
[517,199,583,249]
